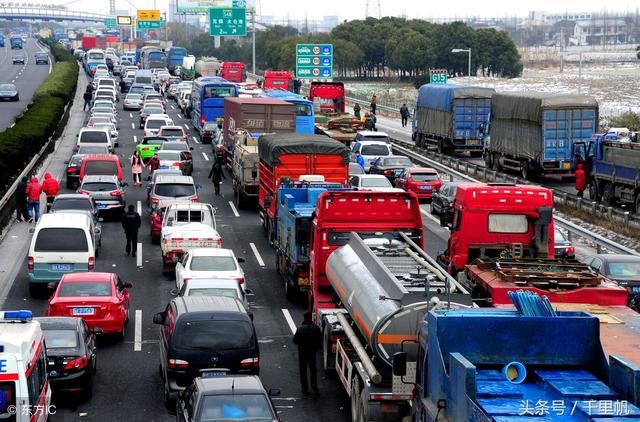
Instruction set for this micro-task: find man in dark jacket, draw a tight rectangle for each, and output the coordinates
[15,176,29,222]
[400,103,410,127]
[208,157,226,196]
[293,312,322,395]
[121,205,141,257]
[119,79,126,94]
[83,89,92,111]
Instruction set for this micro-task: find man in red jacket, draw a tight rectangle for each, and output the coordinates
[41,172,60,213]
[575,163,587,198]
[25,176,42,223]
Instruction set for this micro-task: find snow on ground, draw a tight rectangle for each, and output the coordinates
[345,62,640,118]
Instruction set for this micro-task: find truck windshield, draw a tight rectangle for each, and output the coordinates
[203,86,235,98]
[295,103,312,116]
[488,214,528,234]
[361,145,390,156]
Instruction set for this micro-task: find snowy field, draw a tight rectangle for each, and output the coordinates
[345,62,640,118]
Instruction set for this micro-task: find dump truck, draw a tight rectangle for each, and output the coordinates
[486,91,598,179]
[231,132,259,209]
[317,230,472,421]
[403,307,640,421]
[258,134,350,242]
[412,84,494,156]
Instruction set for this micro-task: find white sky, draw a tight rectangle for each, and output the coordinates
[62,0,639,21]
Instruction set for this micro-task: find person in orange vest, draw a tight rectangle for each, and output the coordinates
[575,163,587,198]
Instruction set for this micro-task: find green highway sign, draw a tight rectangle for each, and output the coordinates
[209,7,247,37]
[232,0,247,6]
[296,44,333,79]
[137,19,162,30]
[430,69,448,84]
[104,18,117,28]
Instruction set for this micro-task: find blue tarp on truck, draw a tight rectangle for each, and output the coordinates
[413,84,495,154]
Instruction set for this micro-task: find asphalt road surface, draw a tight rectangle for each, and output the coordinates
[0,38,52,131]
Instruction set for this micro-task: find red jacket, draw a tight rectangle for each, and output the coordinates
[41,172,60,197]
[25,177,42,202]
[575,166,587,192]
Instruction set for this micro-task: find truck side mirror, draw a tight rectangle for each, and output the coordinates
[536,206,553,226]
[392,352,407,377]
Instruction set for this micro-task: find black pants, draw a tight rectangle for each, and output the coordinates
[401,116,408,127]
[370,104,376,114]
[16,202,28,221]
[298,352,318,390]
[46,196,55,213]
[577,190,584,198]
[125,231,138,256]
[213,180,221,195]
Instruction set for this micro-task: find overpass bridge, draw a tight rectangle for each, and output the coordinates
[0,6,110,22]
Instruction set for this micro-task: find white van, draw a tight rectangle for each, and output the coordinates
[134,69,153,85]
[28,212,98,296]
[76,127,113,152]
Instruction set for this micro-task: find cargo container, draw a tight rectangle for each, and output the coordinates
[412,84,494,156]
[486,92,598,179]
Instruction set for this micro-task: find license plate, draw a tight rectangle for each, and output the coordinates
[160,165,169,169]
[632,287,640,293]
[563,162,571,169]
[469,139,478,145]
[420,185,432,190]
[51,264,71,271]
[96,203,107,209]
[73,307,95,316]
[394,169,402,175]
[298,277,310,286]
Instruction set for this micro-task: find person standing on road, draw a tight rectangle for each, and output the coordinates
[370,95,377,115]
[208,157,226,196]
[293,312,322,395]
[364,112,374,131]
[25,176,42,223]
[353,103,361,120]
[146,153,160,180]
[356,151,365,171]
[121,204,141,257]
[15,176,29,222]
[83,89,92,111]
[131,152,143,187]
[400,103,410,128]
[119,79,126,94]
[41,172,60,213]
[575,163,587,198]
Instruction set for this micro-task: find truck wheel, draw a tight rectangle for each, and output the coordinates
[602,183,614,206]
[492,153,500,171]
[635,194,640,215]
[350,377,362,422]
[322,323,336,373]
[521,161,530,180]
[469,151,483,158]
[589,182,601,202]
[357,389,369,422]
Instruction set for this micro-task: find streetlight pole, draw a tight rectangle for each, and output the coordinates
[251,10,256,75]
[451,48,472,77]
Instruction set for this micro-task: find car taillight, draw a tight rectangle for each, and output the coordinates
[240,357,259,369]
[235,277,245,285]
[171,162,181,167]
[67,168,78,173]
[217,239,222,247]
[191,196,200,203]
[28,256,34,271]
[384,169,393,175]
[151,197,159,204]
[110,191,122,197]
[200,115,205,125]
[64,356,88,370]
[78,189,90,195]
[565,246,575,255]
[88,257,95,271]
[168,359,189,369]
[142,147,149,151]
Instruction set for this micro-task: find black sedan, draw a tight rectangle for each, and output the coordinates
[199,122,220,144]
[0,83,19,101]
[368,156,413,182]
[430,182,460,218]
[35,317,98,401]
[584,254,640,311]
[35,52,49,64]
[554,228,575,259]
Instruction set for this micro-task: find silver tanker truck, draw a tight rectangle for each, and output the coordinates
[321,232,473,422]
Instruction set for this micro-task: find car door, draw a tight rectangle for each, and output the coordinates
[396,170,407,189]
[175,252,189,288]
[180,151,192,175]
[83,320,97,371]
[177,383,197,422]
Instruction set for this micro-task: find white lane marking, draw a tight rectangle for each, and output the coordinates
[137,242,142,267]
[184,123,189,130]
[131,122,135,129]
[281,309,297,335]
[202,152,209,161]
[134,310,142,351]
[129,113,133,118]
[133,135,138,144]
[192,136,200,144]
[228,201,240,217]
[420,207,441,225]
[249,242,265,267]
[11,79,14,83]
[137,200,141,216]
[170,104,175,110]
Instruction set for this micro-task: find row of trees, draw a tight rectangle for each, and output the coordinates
[168,17,523,81]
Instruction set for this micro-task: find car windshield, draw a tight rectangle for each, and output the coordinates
[361,145,390,156]
[0,84,15,90]
[186,288,239,298]
[145,140,165,147]
[608,261,640,278]
[146,120,166,129]
[361,177,392,188]
[35,228,88,252]
[381,157,411,167]
[190,256,237,271]
[143,107,164,115]
[130,87,144,95]
[42,330,79,349]
[411,172,439,182]
[82,182,117,192]
[58,281,111,297]
[154,183,195,197]
[80,132,108,143]
[160,128,183,137]
[162,143,188,151]
[88,117,110,126]
[52,198,92,212]
[157,151,181,161]
[199,394,273,420]
[175,320,253,350]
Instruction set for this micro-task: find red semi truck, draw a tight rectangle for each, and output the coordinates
[220,61,246,83]
[263,70,293,90]
[257,134,350,242]
[81,35,97,50]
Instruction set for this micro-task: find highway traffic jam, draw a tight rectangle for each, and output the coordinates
[1,42,640,422]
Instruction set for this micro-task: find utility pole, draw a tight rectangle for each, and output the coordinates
[252,10,256,75]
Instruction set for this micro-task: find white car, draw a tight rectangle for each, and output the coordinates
[92,122,119,147]
[175,248,245,290]
[349,174,403,192]
[144,114,174,138]
[173,278,252,309]
[351,140,393,172]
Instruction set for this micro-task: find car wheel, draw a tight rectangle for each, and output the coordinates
[117,324,125,342]
[125,308,130,323]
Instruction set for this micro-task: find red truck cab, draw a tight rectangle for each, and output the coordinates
[264,70,292,90]
[308,82,345,113]
[309,190,424,319]
[220,62,246,83]
[437,183,555,276]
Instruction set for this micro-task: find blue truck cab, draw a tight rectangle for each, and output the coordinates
[275,182,345,298]
[10,35,23,49]
[405,309,640,421]
[263,89,315,135]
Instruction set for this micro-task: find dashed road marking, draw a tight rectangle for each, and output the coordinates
[131,122,135,129]
[184,123,190,130]
[249,242,265,267]
[137,200,141,216]
[170,105,175,110]
[134,310,142,351]
[202,152,209,161]
[133,135,138,144]
[228,201,240,217]
[192,136,200,144]
[420,207,441,225]
[137,242,142,267]
[129,113,133,118]
[281,309,297,334]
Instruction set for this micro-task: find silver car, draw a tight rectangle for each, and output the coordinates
[78,175,127,217]
[123,93,143,110]
[149,175,199,206]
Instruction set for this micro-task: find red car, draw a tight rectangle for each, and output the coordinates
[46,272,132,341]
[394,167,443,200]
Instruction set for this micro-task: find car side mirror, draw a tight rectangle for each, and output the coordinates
[170,288,179,296]
[76,134,79,137]
[153,312,166,325]
[268,388,281,397]
[64,160,69,164]
[244,288,254,296]
[392,352,407,377]
[189,147,194,151]
[195,184,202,189]
[122,282,133,289]
[117,126,121,130]
[121,182,129,187]
[237,257,245,263]
[92,327,103,335]
[248,312,254,321]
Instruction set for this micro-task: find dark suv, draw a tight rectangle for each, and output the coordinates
[35,52,49,65]
[153,296,259,407]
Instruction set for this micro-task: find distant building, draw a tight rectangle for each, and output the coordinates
[259,15,339,33]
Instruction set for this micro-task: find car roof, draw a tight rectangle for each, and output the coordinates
[80,127,109,133]
[188,248,233,257]
[359,174,389,179]
[60,272,114,282]
[36,212,91,228]
[173,295,247,314]
[81,175,119,183]
[358,131,389,137]
[155,175,194,184]
[147,114,171,120]
[83,154,119,161]
[196,375,266,395]
[406,167,437,173]
[591,254,640,262]
[34,316,83,330]
[160,125,183,130]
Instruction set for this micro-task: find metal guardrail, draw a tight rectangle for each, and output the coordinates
[346,96,409,116]
[391,141,640,257]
